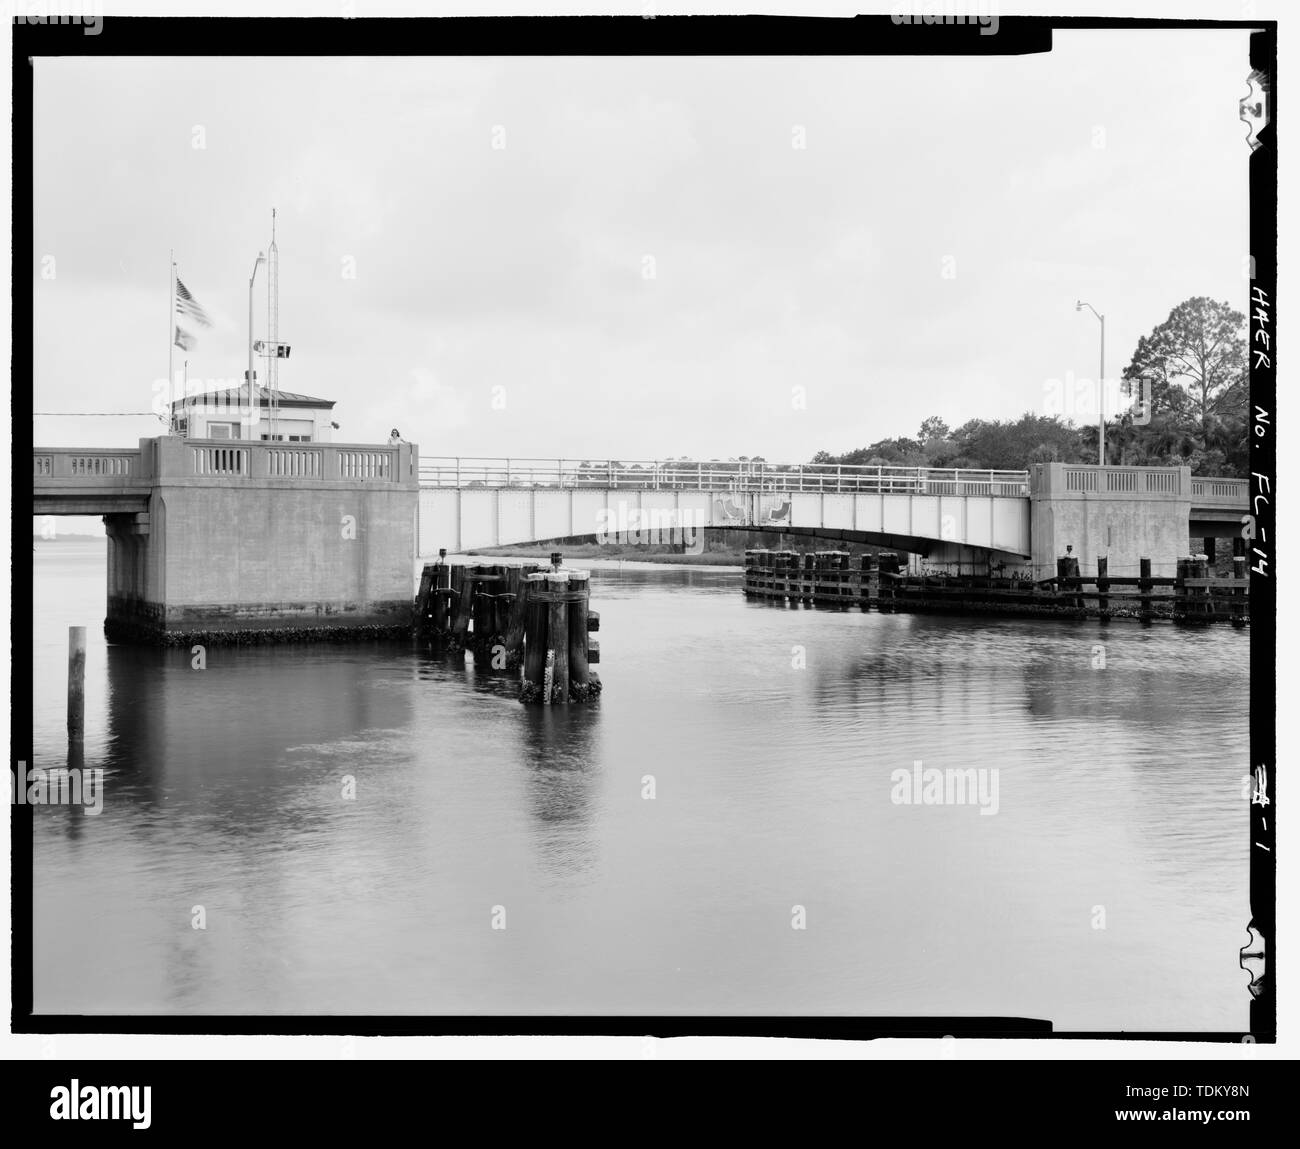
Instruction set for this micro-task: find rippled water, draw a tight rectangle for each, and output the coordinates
[29,540,1250,1029]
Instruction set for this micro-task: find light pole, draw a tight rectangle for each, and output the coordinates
[248,251,266,439]
[1076,300,1105,465]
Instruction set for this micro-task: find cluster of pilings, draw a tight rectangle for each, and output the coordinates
[744,550,903,610]
[745,548,1249,624]
[414,550,602,703]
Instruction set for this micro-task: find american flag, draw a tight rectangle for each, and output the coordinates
[175,276,213,328]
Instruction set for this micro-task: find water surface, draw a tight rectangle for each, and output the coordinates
[30,539,1250,1029]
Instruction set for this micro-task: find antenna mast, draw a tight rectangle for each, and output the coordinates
[267,208,280,439]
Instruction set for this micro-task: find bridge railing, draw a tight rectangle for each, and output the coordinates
[417,457,1031,496]
[1033,463,1248,507]
[1190,476,1249,504]
[184,440,408,483]
[34,448,142,479]
[1057,465,1185,495]
[34,440,419,489]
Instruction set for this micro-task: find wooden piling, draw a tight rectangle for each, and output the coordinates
[451,564,475,645]
[1232,555,1247,627]
[521,573,549,702]
[1174,557,1189,622]
[67,626,85,740]
[492,565,513,646]
[857,551,878,605]
[503,562,538,667]
[877,552,899,611]
[1096,556,1109,616]
[433,556,453,633]
[811,552,826,604]
[1189,553,1210,620]
[1138,557,1153,621]
[414,564,436,633]
[546,573,570,705]
[567,570,592,700]
[1055,555,1081,611]
[471,566,495,656]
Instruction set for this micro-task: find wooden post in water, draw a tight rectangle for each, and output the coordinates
[471,566,496,657]
[1096,556,1109,617]
[811,552,827,604]
[877,552,899,611]
[546,572,570,704]
[1173,556,1190,622]
[1232,554,1247,627]
[434,552,452,633]
[521,573,549,702]
[67,626,85,740]
[1136,557,1152,621]
[451,564,475,645]
[567,569,591,700]
[858,553,873,610]
[1190,553,1210,619]
[414,564,436,634]
[1056,555,1080,611]
[503,563,538,667]
[493,564,511,644]
[587,606,600,687]
[445,563,462,635]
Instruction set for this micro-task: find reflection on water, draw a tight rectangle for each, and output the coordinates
[31,541,1250,1027]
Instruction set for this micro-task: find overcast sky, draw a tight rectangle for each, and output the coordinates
[34,31,1250,465]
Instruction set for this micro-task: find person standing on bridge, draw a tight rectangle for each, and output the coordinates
[388,428,405,445]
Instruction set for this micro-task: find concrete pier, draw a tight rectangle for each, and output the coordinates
[37,436,419,644]
[1030,463,1193,580]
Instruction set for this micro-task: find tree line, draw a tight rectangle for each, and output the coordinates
[811,297,1249,476]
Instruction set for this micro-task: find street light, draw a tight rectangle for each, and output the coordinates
[1076,300,1105,465]
[248,251,266,439]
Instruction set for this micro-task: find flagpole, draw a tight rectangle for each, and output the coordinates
[168,250,175,434]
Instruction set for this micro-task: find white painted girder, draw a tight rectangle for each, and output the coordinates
[417,487,1032,557]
